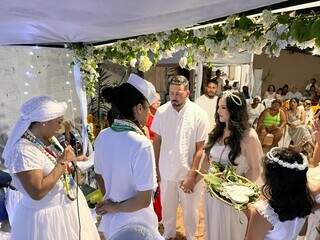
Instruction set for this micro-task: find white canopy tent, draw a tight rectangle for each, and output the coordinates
[0,0,285,45]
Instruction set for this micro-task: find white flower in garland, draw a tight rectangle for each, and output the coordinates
[179,56,188,68]
[276,24,289,35]
[312,47,320,56]
[260,10,275,28]
[276,39,288,50]
[162,48,175,59]
[138,55,152,72]
[130,58,137,68]
[296,39,315,50]
[265,29,277,41]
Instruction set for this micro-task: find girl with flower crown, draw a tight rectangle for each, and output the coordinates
[196,91,263,240]
[94,74,163,239]
[245,147,314,240]
[2,96,100,240]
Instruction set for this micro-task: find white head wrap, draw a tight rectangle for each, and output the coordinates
[127,73,158,105]
[2,96,67,166]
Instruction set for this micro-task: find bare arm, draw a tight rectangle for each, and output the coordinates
[257,109,267,130]
[245,207,272,240]
[195,155,210,184]
[279,109,287,129]
[16,146,75,200]
[152,133,162,182]
[180,140,205,193]
[242,131,263,183]
[95,173,106,196]
[96,190,153,214]
[300,110,306,125]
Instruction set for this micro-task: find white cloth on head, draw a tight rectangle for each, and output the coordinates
[2,96,67,168]
[127,73,158,105]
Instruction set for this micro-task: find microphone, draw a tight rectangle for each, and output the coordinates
[56,134,78,170]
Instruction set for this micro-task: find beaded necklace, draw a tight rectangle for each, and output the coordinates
[22,130,77,201]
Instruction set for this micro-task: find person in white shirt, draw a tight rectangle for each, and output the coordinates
[195,79,218,130]
[285,85,303,100]
[212,69,224,95]
[151,75,209,240]
[94,74,163,240]
[264,84,276,100]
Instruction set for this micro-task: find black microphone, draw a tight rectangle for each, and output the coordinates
[56,134,78,170]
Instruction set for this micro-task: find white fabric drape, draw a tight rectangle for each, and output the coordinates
[0,0,285,45]
[73,63,88,155]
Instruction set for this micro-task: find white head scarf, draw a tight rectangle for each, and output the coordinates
[2,96,67,166]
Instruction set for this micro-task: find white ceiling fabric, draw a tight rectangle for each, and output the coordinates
[0,0,286,45]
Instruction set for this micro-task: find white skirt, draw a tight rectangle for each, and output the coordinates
[10,190,100,240]
[204,192,247,240]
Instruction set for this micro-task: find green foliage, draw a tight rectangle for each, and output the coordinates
[70,10,320,96]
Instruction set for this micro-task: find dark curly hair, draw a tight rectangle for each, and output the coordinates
[204,91,249,165]
[262,148,314,221]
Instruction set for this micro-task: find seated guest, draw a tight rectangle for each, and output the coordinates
[285,86,303,100]
[287,98,313,151]
[275,88,284,101]
[282,84,289,96]
[306,78,318,92]
[257,99,287,148]
[305,85,317,99]
[304,99,314,130]
[264,84,276,100]
[311,110,320,166]
[247,96,265,128]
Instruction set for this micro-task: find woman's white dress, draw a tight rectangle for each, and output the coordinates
[205,144,249,240]
[7,139,100,240]
[254,200,306,240]
[204,128,263,240]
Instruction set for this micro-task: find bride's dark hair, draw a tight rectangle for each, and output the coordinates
[204,92,249,165]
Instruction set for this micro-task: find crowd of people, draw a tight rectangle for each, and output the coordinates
[2,71,320,240]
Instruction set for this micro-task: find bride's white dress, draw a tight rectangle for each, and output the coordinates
[204,144,249,240]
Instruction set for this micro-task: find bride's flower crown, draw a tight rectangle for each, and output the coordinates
[222,90,242,106]
[266,147,308,171]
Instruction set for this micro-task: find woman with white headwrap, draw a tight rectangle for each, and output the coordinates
[2,96,99,240]
[247,96,265,128]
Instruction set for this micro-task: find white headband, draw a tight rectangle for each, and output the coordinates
[223,90,242,106]
[266,147,308,171]
[2,96,67,167]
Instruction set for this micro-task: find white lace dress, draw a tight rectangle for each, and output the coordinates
[204,144,249,240]
[7,139,100,240]
[254,200,306,240]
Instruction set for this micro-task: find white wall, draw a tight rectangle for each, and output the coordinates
[0,46,80,156]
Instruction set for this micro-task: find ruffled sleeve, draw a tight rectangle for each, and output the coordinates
[9,139,44,174]
[254,200,279,227]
